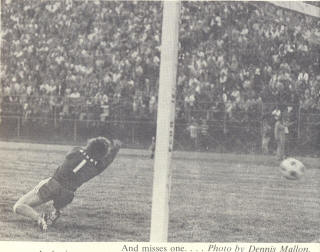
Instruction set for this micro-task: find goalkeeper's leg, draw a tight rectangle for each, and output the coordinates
[13,188,49,231]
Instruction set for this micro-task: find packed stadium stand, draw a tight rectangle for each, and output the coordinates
[1,1,319,154]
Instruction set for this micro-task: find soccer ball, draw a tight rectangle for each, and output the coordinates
[280,157,305,180]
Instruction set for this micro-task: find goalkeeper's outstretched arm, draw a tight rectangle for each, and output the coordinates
[101,139,122,168]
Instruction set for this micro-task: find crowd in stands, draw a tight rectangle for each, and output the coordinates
[1,0,319,126]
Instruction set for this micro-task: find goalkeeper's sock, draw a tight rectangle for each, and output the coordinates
[45,210,61,226]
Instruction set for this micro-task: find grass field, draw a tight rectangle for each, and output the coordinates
[0,141,319,242]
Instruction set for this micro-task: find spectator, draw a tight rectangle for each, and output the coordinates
[149,136,156,159]
[273,110,287,160]
[199,118,210,151]
[187,118,199,150]
[261,116,272,154]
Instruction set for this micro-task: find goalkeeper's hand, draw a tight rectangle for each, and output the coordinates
[101,139,122,167]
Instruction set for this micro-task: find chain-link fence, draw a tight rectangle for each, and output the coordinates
[1,103,319,156]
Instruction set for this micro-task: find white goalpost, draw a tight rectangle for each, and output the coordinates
[150,0,181,242]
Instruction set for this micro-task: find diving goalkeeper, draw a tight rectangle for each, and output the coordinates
[13,137,121,231]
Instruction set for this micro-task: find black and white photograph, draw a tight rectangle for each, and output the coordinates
[0,0,319,245]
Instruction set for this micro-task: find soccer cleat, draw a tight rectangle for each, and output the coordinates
[44,210,60,226]
[37,214,48,231]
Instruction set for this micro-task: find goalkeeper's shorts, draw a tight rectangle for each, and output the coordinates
[34,177,74,210]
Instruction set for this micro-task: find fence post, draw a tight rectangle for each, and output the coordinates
[297,105,301,139]
[73,119,77,143]
[260,103,264,153]
[17,116,21,138]
[54,106,57,128]
[223,107,227,134]
[132,123,135,145]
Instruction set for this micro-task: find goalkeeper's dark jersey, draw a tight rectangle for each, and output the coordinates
[52,146,118,192]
